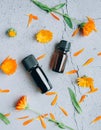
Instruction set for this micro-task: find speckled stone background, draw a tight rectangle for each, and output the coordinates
[0,0,101,130]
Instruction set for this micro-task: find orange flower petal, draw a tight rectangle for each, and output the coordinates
[59,106,68,116]
[73,48,85,56]
[83,58,94,66]
[87,88,98,94]
[27,14,38,27]
[4,113,11,117]
[72,28,79,37]
[50,113,56,120]
[23,118,34,126]
[79,95,87,104]
[45,91,57,96]
[50,13,60,21]
[1,89,10,93]
[39,116,46,129]
[17,116,29,120]
[51,94,58,106]
[66,70,78,75]
[91,116,101,124]
[0,56,17,75]
[0,89,10,93]
[41,114,48,118]
[36,54,46,60]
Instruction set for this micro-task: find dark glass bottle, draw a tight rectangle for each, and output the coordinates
[22,55,52,94]
[52,40,71,73]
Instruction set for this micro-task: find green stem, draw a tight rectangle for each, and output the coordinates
[53,10,64,16]
[28,108,40,115]
[53,10,80,24]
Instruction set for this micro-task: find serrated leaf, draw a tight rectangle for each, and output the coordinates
[63,15,73,29]
[51,3,65,11]
[68,88,82,114]
[0,113,10,125]
[31,0,52,12]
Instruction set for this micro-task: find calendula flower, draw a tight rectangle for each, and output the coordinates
[77,76,98,93]
[7,28,17,37]
[36,30,53,43]
[77,76,94,88]
[16,96,29,110]
[0,56,17,75]
[72,17,97,37]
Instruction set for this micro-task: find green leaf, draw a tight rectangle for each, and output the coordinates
[0,113,10,125]
[68,88,82,114]
[31,0,52,12]
[51,3,65,11]
[48,119,74,130]
[63,15,73,29]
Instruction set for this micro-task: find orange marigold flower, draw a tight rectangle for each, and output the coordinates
[72,17,97,37]
[0,56,17,75]
[16,96,29,110]
[77,76,94,88]
[77,76,98,93]
[81,17,97,36]
[36,29,53,44]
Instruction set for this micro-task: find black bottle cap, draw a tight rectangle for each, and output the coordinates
[56,40,71,52]
[22,54,38,72]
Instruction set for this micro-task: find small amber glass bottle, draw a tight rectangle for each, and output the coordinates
[52,40,71,73]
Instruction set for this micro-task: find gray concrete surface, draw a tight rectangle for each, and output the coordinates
[0,0,101,130]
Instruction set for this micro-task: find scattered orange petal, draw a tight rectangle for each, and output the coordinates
[45,91,57,96]
[27,14,38,27]
[41,114,48,118]
[91,116,101,124]
[39,116,46,129]
[72,28,79,37]
[50,13,60,21]
[73,48,85,56]
[0,89,10,93]
[59,106,68,116]
[79,95,87,104]
[51,94,58,106]
[50,113,56,120]
[87,88,98,94]
[17,116,29,120]
[23,118,34,126]
[97,52,101,56]
[66,70,78,75]
[83,58,94,66]
[0,56,17,75]
[4,113,11,117]
[36,54,46,60]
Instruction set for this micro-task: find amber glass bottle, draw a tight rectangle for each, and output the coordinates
[52,40,71,73]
